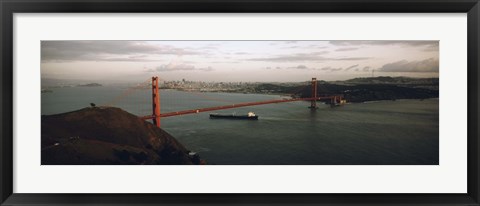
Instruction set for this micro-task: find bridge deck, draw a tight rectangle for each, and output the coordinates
[141,96,337,119]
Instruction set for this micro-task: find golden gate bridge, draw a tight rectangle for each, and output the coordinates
[105,76,345,128]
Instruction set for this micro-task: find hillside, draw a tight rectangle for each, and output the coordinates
[343,76,438,85]
[41,107,200,165]
[234,77,439,102]
[297,83,438,102]
[248,77,439,103]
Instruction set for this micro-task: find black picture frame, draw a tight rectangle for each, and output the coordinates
[1,0,479,205]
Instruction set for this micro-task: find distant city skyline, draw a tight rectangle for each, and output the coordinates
[41,40,439,83]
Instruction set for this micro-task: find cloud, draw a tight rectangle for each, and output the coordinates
[337,57,371,61]
[281,46,300,49]
[99,55,162,62]
[246,51,370,62]
[282,45,329,50]
[287,65,309,69]
[312,51,329,55]
[344,64,359,71]
[423,43,439,52]
[246,53,321,62]
[329,41,439,53]
[198,66,214,72]
[198,45,218,50]
[154,63,196,72]
[329,40,438,47]
[151,62,214,72]
[362,66,371,72]
[41,41,201,62]
[378,58,439,73]
[234,52,249,55]
[335,47,359,52]
[268,65,312,70]
[307,45,328,49]
[319,66,343,72]
[210,61,240,64]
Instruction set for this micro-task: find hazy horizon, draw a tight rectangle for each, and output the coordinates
[41,40,439,83]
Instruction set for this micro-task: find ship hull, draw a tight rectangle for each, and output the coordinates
[209,114,258,120]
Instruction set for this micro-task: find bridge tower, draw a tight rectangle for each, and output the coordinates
[151,76,161,127]
[310,77,318,109]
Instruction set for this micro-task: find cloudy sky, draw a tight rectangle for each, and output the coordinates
[41,40,439,83]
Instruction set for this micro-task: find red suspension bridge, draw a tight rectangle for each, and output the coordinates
[105,76,345,128]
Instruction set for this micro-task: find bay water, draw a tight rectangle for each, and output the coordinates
[42,86,439,165]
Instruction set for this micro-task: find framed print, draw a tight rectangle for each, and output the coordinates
[1,0,479,205]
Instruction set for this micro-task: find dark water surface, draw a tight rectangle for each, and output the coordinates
[42,87,439,165]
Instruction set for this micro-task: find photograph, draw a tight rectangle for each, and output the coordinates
[40,40,439,165]
[2,0,477,204]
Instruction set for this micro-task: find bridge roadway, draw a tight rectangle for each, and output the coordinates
[141,96,338,119]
